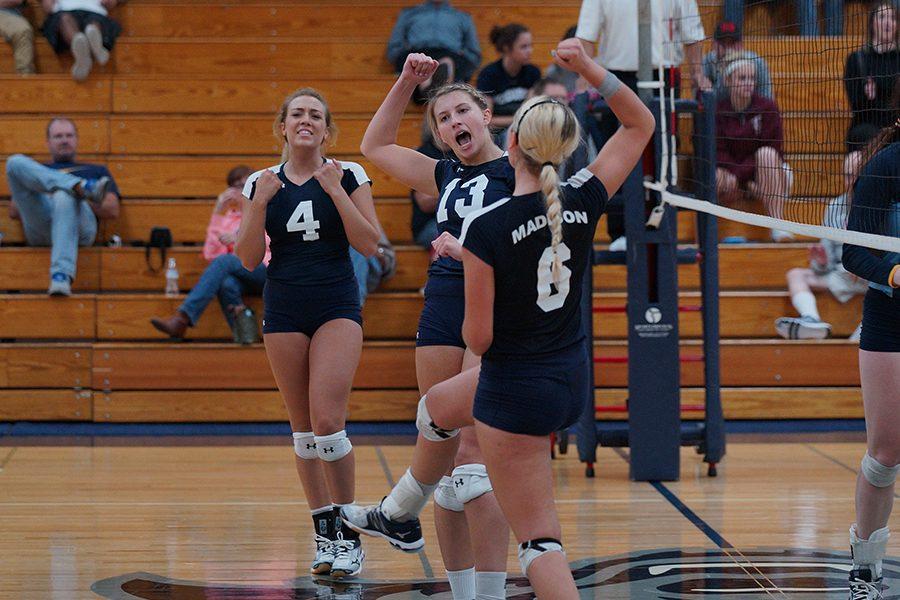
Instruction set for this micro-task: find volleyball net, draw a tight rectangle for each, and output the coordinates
[654,0,899,253]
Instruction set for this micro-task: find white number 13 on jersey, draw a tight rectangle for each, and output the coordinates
[436,174,488,223]
[536,243,572,312]
[286,200,321,241]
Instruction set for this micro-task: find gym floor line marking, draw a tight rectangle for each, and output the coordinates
[375,445,434,579]
[610,448,785,598]
[0,447,17,472]
[805,444,900,500]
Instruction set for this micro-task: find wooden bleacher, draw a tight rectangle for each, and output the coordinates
[0,0,869,424]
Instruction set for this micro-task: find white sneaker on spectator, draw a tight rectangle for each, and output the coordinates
[771,229,795,243]
[70,33,92,81]
[609,236,627,252]
[84,23,109,65]
[774,315,831,340]
[48,273,72,297]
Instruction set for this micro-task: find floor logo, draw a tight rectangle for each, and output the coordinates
[91,548,900,599]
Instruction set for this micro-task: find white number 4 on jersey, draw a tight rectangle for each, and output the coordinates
[286,200,321,241]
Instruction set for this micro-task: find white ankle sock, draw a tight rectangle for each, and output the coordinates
[381,468,437,521]
[851,524,890,579]
[791,291,820,320]
[447,567,476,600]
[475,571,507,600]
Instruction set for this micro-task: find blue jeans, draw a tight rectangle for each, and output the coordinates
[4,153,97,279]
[724,0,843,36]
[350,247,383,306]
[414,219,439,251]
[179,253,266,328]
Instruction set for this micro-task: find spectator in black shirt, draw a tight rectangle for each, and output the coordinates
[844,1,899,151]
[477,23,541,131]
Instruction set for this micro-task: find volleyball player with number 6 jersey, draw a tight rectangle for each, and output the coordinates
[341,54,512,600]
[234,88,380,579]
[404,38,655,599]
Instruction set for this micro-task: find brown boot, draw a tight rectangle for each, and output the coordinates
[150,311,190,339]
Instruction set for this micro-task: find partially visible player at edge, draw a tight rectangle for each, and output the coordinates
[840,91,900,599]
[234,88,380,579]
[401,38,654,599]
[342,54,514,600]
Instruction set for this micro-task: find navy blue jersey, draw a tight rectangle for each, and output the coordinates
[461,169,608,360]
[429,155,515,289]
[45,161,121,198]
[476,60,542,116]
[243,160,370,287]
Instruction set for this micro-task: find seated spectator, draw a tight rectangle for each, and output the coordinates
[5,117,119,296]
[0,0,35,74]
[352,228,397,305]
[775,150,870,340]
[715,58,795,242]
[702,20,773,100]
[843,1,899,151]
[150,166,268,344]
[725,0,845,37]
[410,123,443,251]
[545,26,580,93]
[386,0,481,103]
[150,167,397,343]
[40,0,122,81]
[477,23,541,131]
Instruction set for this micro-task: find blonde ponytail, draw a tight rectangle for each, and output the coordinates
[539,164,564,283]
[510,96,582,284]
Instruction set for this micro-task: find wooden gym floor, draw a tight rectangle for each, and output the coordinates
[1,433,898,599]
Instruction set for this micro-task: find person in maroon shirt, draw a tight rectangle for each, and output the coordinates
[715,58,794,241]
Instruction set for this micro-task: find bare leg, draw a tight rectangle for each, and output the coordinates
[715,168,740,206]
[56,12,80,47]
[410,345,467,485]
[308,319,363,504]
[855,349,900,538]
[752,146,787,219]
[263,332,331,510]
[475,421,577,600]
[454,427,509,575]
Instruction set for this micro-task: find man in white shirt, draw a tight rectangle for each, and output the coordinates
[575,0,710,246]
[576,0,710,95]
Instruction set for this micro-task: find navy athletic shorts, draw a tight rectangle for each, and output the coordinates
[416,276,465,348]
[262,279,361,336]
[473,343,590,436]
[860,288,900,353]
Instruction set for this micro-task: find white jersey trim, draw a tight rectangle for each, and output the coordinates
[459,197,511,245]
[337,159,371,187]
[562,168,595,189]
[242,164,284,199]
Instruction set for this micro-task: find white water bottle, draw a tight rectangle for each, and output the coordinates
[164,258,179,297]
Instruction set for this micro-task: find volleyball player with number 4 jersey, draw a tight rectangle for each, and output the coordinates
[341,54,512,600]
[402,38,655,599]
[235,88,381,579]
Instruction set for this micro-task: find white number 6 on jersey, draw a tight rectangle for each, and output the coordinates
[536,243,572,312]
[286,200,321,241]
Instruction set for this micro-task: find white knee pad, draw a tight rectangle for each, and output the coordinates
[416,395,459,442]
[451,463,493,504]
[861,453,899,488]
[314,430,352,462]
[434,475,465,512]
[518,538,565,576]
[292,431,317,460]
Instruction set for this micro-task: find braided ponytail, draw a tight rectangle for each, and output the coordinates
[510,96,581,284]
[539,164,564,283]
